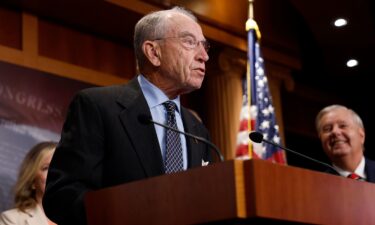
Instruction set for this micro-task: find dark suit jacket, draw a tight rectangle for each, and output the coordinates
[43,78,211,225]
[364,158,375,182]
[325,157,375,183]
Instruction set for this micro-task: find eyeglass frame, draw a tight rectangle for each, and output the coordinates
[152,34,210,53]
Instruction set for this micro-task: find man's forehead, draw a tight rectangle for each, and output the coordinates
[164,13,204,39]
[325,108,350,118]
[321,110,354,124]
[167,13,198,27]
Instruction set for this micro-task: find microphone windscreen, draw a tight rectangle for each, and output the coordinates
[138,114,152,125]
[249,132,263,143]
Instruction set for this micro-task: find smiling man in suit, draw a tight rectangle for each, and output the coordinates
[315,104,375,182]
[43,6,212,225]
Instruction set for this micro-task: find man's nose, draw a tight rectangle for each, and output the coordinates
[330,125,341,135]
[196,44,209,62]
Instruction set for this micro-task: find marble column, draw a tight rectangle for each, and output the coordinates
[204,48,246,160]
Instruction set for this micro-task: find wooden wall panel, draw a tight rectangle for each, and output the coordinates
[38,19,136,79]
[0,6,22,50]
[282,84,346,138]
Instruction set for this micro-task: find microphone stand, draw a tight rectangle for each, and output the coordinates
[250,132,337,172]
[150,119,224,162]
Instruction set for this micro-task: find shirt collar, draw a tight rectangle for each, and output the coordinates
[333,156,366,179]
[138,75,181,112]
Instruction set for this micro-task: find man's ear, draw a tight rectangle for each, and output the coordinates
[359,127,365,145]
[143,41,161,66]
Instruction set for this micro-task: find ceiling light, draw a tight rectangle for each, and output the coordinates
[346,59,358,67]
[334,18,348,27]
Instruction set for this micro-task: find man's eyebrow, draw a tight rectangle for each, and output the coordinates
[178,31,195,38]
[322,124,331,128]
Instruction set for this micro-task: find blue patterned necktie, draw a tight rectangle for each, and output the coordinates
[163,101,183,173]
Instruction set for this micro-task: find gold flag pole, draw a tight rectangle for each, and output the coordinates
[245,0,261,159]
[246,0,261,38]
[248,0,254,20]
[246,0,254,159]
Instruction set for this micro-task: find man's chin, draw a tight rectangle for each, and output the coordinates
[331,149,350,157]
[187,81,203,90]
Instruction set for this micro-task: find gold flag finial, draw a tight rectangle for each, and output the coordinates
[246,0,261,39]
[248,0,254,20]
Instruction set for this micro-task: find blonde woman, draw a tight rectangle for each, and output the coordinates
[0,142,57,225]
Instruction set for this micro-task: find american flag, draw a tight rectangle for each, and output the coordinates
[235,19,286,164]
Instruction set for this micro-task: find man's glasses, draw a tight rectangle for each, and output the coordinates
[153,35,210,53]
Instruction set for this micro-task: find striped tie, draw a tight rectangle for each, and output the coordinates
[163,101,183,173]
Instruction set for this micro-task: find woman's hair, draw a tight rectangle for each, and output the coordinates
[13,141,57,211]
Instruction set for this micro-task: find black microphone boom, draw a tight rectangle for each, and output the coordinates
[249,131,337,172]
[138,114,224,162]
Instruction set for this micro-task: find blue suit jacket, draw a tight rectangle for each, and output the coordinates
[43,78,211,225]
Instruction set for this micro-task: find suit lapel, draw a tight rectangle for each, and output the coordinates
[365,158,375,182]
[117,78,164,177]
[181,108,202,168]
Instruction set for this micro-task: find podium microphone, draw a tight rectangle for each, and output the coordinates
[249,131,337,172]
[138,114,224,162]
